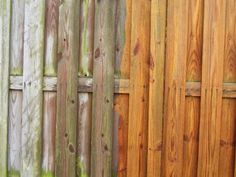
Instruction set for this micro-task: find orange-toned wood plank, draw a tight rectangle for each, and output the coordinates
[113,95,129,177]
[147,0,166,177]
[127,1,151,177]
[162,1,189,176]
[197,1,227,177]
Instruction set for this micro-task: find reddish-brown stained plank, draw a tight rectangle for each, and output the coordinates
[162,1,189,176]
[197,1,226,177]
[55,1,80,177]
[42,93,57,177]
[126,1,151,177]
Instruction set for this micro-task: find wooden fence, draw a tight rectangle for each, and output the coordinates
[0,0,236,177]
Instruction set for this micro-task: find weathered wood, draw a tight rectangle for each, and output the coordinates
[91,0,115,176]
[55,0,80,177]
[197,1,226,177]
[127,1,151,177]
[162,1,188,176]
[147,0,166,176]
[21,0,45,176]
[8,91,22,177]
[10,0,24,76]
[44,0,59,76]
[77,93,92,177]
[0,0,11,176]
[78,0,94,77]
[42,92,57,177]
[77,1,94,176]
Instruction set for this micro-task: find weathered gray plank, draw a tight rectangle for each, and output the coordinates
[0,0,11,176]
[91,0,116,176]
[21,0,45,176]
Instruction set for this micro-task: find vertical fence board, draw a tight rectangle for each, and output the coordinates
[113,0,131,177]
[77,1,94,177]
[10,0,24,76]
[127,1,150,177]
[147,0,166,176]
[55,0,80,177]
[162,1,188,176]
[8,91,22,177]
[21,0,45,176]
[0,0,11,176]
[183,1,203,177]
[42,93,57,177]
[8,0,24,176]
[91,0,115,176]
[220,1,236,177]
[197,1,226,177]
[44,0,59,76]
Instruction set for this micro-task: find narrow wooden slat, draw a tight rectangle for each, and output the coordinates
[78,0,94,77]
[8,91,22,177]
[77,1,94,176]
[55,0,80,177]
[147,0,166,176]
[77,93,92,177]
[183,1,203,177]
[42,93,57,177]
[113,0,131,176]
[0,0,11,176]
[8,0,24,176]
[162,1,189,176]
[91,0,115,176]
[127,1,151,177]
[10,0,24,76]
[197,1,226,177]
[44,0,59,76]
[220,1,236,176]
[21,0,45,176]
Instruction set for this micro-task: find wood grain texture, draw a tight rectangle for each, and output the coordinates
[91,0,115,176]
[44,0,59,76]
[8,91,22,177]
[162,1,188,176]
[78,0,94,77]
[42,92,56,176]
[10,0,24,76]
[147,0,166,176]
[55,0,80,177]
[113,95,129,177]
[127,0,150,177]
[183,1,203,177]
[77,93,92,177]
[21,1,45,176]
[113,1,131,177]
[0,0,11,176]
[197,1,226,177]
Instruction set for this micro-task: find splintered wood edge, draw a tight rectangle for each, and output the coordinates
[9,76,236,98]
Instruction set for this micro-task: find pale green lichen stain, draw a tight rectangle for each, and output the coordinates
[44,66,57,76]
[11,67,23,75]
[41,171,54,177]
[77,158,88,177]
[8,170,20,177]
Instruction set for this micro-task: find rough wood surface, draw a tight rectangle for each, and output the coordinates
[162,1,188,176]
[0,0,11,176]
[55,0,80,177]
[197,1,226,177]
[91,0,115,177]
[147,0,166,176]
[21,0,45,176]
[127,1,151,177]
